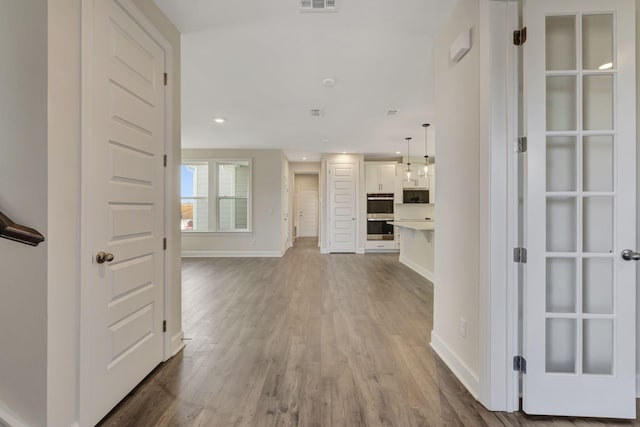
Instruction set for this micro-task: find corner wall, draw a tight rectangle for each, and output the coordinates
[431,0,482,397]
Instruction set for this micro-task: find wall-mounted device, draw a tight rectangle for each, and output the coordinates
[0,210,45,247]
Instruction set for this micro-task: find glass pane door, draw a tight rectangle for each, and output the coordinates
[523,0,636,418]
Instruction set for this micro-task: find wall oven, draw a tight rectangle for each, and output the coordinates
[367,214,394,240]
[366,193,394,241]
[367,193,394,214]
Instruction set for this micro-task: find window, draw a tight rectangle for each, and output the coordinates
[181,159,252,232]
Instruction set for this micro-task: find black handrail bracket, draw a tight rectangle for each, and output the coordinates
[0,211,45,247]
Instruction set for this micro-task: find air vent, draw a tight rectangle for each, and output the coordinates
[301,0,336,12]
[309,108,324,117]
[385,109,400,116]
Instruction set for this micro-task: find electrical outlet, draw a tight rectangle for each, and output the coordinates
[459,318,467,338]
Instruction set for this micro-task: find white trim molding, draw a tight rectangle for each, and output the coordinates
[0,403,29,427]
[182,250,283,258]
[399,255,434,283]
[171,331,185,358]
[430,331,480,399]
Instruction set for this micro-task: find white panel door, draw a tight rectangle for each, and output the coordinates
[282,175,290,249]
[299,189,318,237]
[328,162,357,253]
[81,0,165,424]
[523,0,636,418]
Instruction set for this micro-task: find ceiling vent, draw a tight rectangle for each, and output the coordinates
[300,0,336,12]
[309,108,324,117]
[385,109,400,116]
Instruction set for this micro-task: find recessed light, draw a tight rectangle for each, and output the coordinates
[213,117,226,124]
[599,62,613,70]
[322,139,329,143]
[396,151,401,154]
[342,151,347,154]
[302,157,307,160]
[322,78,336,87]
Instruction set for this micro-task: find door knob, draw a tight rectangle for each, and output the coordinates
[621,249,640,261]
[96,251,115,264]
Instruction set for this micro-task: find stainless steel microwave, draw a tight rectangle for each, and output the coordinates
[403,189,429,204]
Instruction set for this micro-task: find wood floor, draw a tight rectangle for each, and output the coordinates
[99,238,638,427]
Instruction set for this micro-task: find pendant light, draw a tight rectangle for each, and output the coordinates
[420,123,431,177]
[404,137,412,181]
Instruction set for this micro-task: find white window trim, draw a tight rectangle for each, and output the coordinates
[181,158,253,233]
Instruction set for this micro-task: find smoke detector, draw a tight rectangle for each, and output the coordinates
[300,0,336,12]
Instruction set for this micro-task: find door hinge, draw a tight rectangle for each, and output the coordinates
[164,72,168,86]
[513,247,527,263]
[513,27,527,46]
[513,355,527,373]
[162,320,167,333]
[516,137,527,153]
[163,154,167,167]
[163,238,167,250]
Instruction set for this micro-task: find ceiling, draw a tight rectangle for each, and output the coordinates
[153,0,455,161]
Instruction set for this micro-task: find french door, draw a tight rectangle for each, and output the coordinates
[523,0,636,418]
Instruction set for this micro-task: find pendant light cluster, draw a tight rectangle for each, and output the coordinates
[403,123,432,181]
[404,137,412,180]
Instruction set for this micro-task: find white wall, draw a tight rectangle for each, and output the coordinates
[182,149,284,256]
[431,0,482,397]
[399,229,435,282]
[0,2,48,426]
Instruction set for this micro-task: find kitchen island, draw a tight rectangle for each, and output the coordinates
[388,221,435,283]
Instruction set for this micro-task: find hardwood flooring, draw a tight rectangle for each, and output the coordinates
[99,238,638,426]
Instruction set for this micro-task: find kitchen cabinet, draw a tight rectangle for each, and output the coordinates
[365,163,396,193]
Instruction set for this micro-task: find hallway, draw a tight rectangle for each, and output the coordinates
[99,239,633,426]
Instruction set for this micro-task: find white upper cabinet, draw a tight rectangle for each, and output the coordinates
[365,162,397,193]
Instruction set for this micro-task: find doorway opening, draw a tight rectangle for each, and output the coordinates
[293,173,320,241]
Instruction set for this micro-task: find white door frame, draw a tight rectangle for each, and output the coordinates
[79,1,176,424]
[479,0,521,413]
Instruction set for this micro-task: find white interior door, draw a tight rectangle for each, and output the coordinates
[299,189,318,237]
[81,0,166,424]
[328,162,357,253]
[523,0,636,418]
[282,175,290,249]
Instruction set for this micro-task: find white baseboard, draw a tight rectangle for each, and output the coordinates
[182,250,283,258]
[171,331,185,357]
[399,255,434,283]
[430,331,480,399]
[356,248,366,255]
[0,403,28,427]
